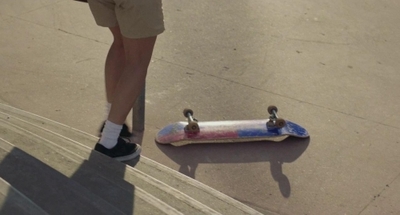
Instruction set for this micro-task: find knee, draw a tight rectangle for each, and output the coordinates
[112,40,124,51]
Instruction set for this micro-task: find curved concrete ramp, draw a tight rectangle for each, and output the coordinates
[0,103,266,215]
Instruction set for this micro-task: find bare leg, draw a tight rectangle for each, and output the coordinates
[107,35,157,125]
[105,26,125,103]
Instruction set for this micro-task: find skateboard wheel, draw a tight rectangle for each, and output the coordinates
[186,122,199,132]
[275,118,286,128]
[183,108,194,117]
[268,105,278,114]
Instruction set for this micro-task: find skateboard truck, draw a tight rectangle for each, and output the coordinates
[266,105,286,129]
[183,106,285,132]
[183,108,200,133]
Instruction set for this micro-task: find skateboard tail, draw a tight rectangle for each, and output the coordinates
[156,122,186,144]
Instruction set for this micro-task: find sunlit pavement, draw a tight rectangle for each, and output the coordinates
[1,0,400,214]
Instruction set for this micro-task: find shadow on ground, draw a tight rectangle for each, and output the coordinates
[0,146,138,214]
[156,136,310,198]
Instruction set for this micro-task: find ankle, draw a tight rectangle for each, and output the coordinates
[99,120,123,149]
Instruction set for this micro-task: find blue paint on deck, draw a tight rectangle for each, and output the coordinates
[237,128,281,137]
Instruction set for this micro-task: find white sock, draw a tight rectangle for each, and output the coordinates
[99,120,122,149]
[105,103,111,120]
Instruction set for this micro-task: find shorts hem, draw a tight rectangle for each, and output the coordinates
[121,28,165,39]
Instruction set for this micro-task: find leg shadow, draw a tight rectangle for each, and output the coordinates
[0,146,137,214]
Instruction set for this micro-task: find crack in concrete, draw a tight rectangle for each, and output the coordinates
[155,57,399,130]
[13,0,64,19]
[358,172,400,215]
[285,37,351,46]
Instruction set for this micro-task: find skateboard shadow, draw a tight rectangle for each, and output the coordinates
[156,136,310,198]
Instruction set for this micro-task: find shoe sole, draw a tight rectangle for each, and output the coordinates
[114,145,142,162]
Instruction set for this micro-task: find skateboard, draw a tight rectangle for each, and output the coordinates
[155,106,309,146]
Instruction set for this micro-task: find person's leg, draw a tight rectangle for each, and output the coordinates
[87,0,132,137]
[107,36,157,125]
[90,0,164,161]
[105,26,125,104]
[106,0,164,126]
[96,36,156,161]
[98,26,132,138]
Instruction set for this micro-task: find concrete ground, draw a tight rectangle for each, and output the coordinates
[1,0,400,214]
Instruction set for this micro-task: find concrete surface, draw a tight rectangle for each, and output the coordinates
[0,103,263,214]
[1,0,400,214]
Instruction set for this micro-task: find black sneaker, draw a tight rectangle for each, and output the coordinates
[99,121,132,138]
[94,138,141,162]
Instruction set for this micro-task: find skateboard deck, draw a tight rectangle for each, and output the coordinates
[156,107,309,146]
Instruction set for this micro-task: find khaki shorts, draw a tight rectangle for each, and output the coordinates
[87,0,165,39]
